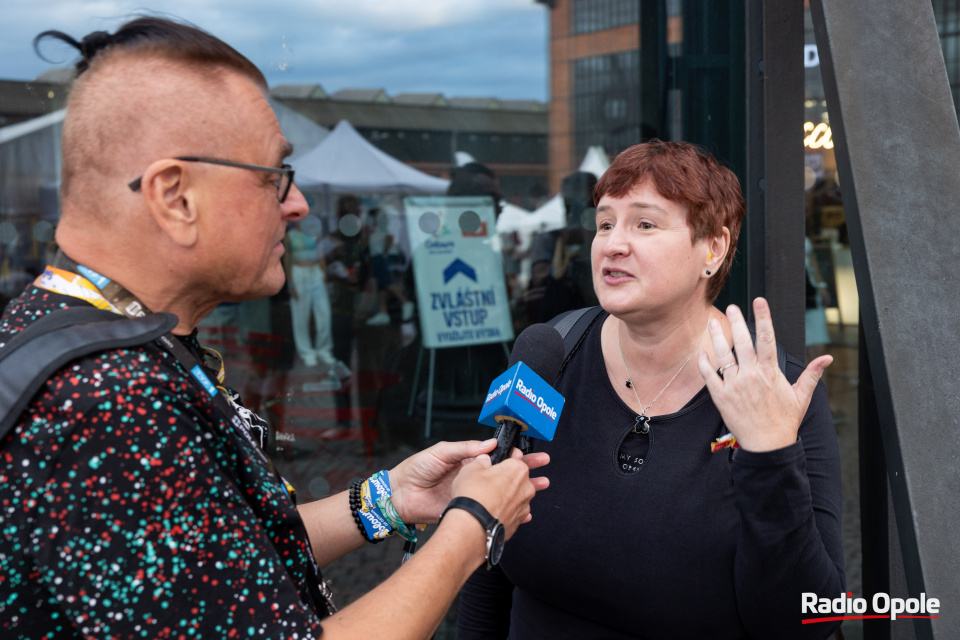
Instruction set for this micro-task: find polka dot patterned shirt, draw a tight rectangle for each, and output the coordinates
[0,288,325,639]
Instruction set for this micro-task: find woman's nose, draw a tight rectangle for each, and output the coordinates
[601,224,630,256]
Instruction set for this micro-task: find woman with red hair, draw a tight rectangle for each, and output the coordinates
[457,140,844,639]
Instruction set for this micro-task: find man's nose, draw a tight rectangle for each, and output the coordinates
[282,184,309,221]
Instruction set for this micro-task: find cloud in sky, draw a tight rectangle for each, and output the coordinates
[1,0,548,100]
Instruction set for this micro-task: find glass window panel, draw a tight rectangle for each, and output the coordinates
[572,0,641,35]
[9,1,957,636]
[0,6,557,636]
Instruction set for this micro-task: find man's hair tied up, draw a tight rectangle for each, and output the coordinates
[34,29,115,75]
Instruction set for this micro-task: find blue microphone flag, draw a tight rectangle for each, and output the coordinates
[478,361,564,442]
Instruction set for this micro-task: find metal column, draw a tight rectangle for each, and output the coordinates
[744,0,806,358]
[811,0,960,635]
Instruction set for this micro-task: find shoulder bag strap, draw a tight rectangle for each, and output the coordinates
[0,308,177,441]
[547,305,604,377]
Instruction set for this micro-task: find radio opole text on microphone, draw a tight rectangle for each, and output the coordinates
[515,379,558,420]
[478,361,565,442]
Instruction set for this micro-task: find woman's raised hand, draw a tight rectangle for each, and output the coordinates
[697,297,833,452]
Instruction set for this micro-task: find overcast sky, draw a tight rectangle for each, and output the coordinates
[0,0,549,101]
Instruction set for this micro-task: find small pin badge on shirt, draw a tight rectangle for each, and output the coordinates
[710,432,740,453]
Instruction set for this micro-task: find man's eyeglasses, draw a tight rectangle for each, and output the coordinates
[128,156,296,203]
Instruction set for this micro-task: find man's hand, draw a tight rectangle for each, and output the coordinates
[697,297,832,452]
[447,449,548,538]
[389,439,549,532]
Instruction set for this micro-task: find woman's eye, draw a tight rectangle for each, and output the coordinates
[598,221,613,231]
[640,221,655,230]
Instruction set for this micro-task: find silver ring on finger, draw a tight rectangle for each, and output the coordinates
[717,362,737,379]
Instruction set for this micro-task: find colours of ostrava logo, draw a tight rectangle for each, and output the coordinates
[802,592,940,624]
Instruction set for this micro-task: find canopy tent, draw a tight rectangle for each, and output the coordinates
[0,99,328,223]
[0,109,65,222]
[495,195,566,234]
[292,120,450,194]
[495,201,533,233]
[272,100,329,160]
[527,193,566,232]
[579,145,610,178]
[454,151,475,167]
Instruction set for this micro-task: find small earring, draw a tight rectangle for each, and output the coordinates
[705,269,712,276]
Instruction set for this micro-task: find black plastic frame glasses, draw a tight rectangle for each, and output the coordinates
[128,156,295,203]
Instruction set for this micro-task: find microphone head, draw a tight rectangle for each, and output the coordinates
[508,323,565,383]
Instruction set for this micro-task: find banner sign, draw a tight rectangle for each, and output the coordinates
[404,196,514,349]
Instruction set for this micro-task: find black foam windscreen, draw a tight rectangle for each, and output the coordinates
[508,323,565,383]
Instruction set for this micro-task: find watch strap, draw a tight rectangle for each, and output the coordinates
[441,496,498,532]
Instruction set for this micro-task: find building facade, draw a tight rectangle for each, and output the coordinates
[271,92,550,209]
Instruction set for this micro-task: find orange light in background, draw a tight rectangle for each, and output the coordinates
[804,122,834,149]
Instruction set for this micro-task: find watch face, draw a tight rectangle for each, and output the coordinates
[488,524,506,566]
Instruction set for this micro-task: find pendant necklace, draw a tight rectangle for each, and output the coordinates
[617,324,707,434]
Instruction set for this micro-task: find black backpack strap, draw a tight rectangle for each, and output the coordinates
[517,306,603,454]
[0,308,178,441]
[546,305,605,377]
[746,322,788,376]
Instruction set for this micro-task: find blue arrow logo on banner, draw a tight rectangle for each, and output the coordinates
[443,258,477,283]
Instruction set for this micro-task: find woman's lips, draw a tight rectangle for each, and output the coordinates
[602,267,633,283]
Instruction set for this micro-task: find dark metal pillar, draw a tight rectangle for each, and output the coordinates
[859,321,891,639]
[811,0,960,636]
[744,0,805,358]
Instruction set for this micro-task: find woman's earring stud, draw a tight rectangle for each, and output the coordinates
[705,269,712,276]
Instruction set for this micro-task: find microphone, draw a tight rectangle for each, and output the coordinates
[478,324,565,463]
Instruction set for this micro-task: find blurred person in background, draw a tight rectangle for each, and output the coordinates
[364,206,415,326]
[0,17,549,639]
[284,215,350,384]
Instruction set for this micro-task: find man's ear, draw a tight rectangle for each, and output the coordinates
[139,159,199,248]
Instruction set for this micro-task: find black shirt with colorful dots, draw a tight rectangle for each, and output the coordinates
[0,287,324,639]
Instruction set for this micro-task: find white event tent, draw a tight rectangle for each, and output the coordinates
[527,193,566,232]
[495,201,532,234]
[579,145,610,178]
[292,120,450,194]
[0,99,328,222]
[496,196,565,234]
[494,145,607,237]
[276,102,329,160]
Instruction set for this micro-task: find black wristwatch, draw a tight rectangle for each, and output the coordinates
[441,496,506,570]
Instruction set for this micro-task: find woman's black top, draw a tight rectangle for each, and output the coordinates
[457,311,844,640]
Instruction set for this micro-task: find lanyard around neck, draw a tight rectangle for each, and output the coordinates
[48,252,296,503]
[42,251,336,617]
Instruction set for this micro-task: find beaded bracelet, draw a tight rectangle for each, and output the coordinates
[349,478,386,544]
[349,471,429,555]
